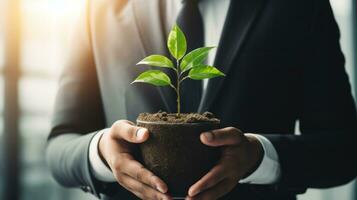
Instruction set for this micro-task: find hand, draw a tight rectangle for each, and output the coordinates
[186,127,263,200]
[99,120,171,200]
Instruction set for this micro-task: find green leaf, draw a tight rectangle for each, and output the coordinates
[137,55,174,69]
[180,47,215,73]
[188,65,225,80]
[131,70,172,86]
[167,24,187,60]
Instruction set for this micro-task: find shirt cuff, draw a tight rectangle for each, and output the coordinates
[89,128,116,182]
[239,133,281,184]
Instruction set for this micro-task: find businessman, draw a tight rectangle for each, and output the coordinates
[46,0,357,199]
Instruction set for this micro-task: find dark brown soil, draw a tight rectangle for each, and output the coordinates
[137,111,220,123]
[137,113,221,197]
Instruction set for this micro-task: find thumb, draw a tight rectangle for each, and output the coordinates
[134,127,150,143]
[111,120,149,143]
[200,127,243,147]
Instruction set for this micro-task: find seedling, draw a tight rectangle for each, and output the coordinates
[132,24,225,116]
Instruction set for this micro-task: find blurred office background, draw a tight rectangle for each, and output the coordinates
[0,0,356,200]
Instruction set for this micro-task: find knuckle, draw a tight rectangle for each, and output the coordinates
[137,184,145,194]
[112,120,125,129]
[109,121,123,138]
[112,120,137,141]
[152,193,164,200]
[204,179,215,188]
[196,183,209,193]
[112,120,131,131]
[132,191,144,200]
[145,190,161,200]
[136,166,147,182]
[149,174,159,188]
[203,192,216,200]
[116,173,124,184]
[107,128,116,139]
[113,163,122,173]
[111,157,122,172]
[203,176,220,189]
[227,127,238,133]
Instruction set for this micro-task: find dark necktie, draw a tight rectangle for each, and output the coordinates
[176,0,204,113]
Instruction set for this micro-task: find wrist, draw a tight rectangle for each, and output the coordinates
[89,129,116,182]
[98,129,111,168]
[244,135,264,178]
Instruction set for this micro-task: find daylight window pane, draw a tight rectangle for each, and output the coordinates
[20,1,63,76]
[0,0,5,69]
[20,115,49,169]
[19,77,57,115]
[20,0,84,77]
[0,37,4,69]
[20,37,60,76]
[331,0,355,83]
[0,0,7,199]
[0,77,3,198]
[19,114,82,200]
[0,77,3,114]
[0,116,3,136]
[19,114,97,200]
[17,0,94,199]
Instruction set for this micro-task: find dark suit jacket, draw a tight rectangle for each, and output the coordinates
[46,0,357,199]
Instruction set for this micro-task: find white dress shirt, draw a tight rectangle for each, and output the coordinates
[89,0,281,185]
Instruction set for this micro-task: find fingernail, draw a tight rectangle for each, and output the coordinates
[136,128,146,140]
[203,132,213,141]
[156,185,166,193]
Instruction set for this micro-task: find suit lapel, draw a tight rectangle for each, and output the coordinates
[156,0,178,113]
[132,0,177,113]
[198,0,266,113]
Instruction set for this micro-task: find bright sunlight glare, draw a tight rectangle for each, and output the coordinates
[22,0,84,16]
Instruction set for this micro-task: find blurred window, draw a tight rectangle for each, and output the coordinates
[0,0,5,198]
[0,1,4,69]
[0,0,96,200]
[0,77,3,200]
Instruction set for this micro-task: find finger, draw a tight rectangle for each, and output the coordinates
[117,173,171,200]
[114,153,168,194]
[200,127,243,147]
[186,179,236,200]
[188,164,225,197]
[110,120,149,143]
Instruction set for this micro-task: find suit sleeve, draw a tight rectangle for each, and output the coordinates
[262,0,357,193]
[45,0,107,197]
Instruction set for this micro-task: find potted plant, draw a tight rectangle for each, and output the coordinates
[132,24,225,197]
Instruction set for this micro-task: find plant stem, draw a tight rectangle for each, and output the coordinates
[176,59,181,117]
[180,76,188,83]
